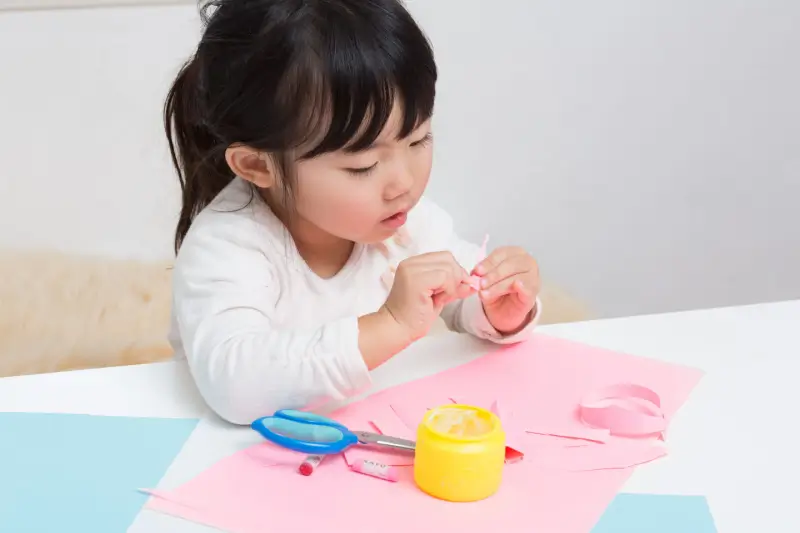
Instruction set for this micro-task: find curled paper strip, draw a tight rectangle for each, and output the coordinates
[465,234,490,291]
[478,234,489,262]
[579,384,666,437]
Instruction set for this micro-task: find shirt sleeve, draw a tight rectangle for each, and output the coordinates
[407,197,540,344]
[172,212,371,425]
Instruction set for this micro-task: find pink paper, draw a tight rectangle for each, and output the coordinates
[146,334,703,533]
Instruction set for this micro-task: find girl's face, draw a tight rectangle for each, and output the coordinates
[290,103,433,246]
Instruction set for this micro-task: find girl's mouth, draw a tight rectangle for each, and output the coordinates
[381,211,408,229]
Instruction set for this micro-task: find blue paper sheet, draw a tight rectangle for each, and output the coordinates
[0,412,199,532]
[592,493,717,532]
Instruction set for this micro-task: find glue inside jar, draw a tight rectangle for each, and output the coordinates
[428,407,494,438]
[413,405,506,502]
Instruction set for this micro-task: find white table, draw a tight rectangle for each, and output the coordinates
[2,300,798,532]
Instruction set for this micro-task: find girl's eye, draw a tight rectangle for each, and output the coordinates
[411,132,433,147]
[345,162,378,176]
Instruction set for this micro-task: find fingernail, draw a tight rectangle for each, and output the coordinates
[480,278,488,288]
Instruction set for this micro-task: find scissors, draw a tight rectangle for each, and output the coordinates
[251,409,416,455]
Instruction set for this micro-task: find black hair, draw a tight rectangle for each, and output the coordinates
[165,0,437,252]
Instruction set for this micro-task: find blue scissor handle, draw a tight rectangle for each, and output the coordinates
[251,411,358,455]
[273,409,348,430]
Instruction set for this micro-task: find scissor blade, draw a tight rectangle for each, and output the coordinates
[353,431,416,452]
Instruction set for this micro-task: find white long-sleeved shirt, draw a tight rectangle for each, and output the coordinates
[169,177,539,424]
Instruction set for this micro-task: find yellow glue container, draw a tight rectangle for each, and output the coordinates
[413,404,505,502]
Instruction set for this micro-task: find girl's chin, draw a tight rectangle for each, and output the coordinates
[355,227,398,245]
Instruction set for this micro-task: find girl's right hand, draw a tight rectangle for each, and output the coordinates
[381,252,475,342]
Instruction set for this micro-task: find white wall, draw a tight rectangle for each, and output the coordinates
[0,0,188,11]
[1,1,798,318]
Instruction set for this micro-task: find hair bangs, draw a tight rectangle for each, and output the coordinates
[279,10,436,160]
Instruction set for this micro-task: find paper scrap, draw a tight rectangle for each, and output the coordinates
[0,412,198,533]
[145,334,704,533]
[591,493,718,532]
[504,447,525,463]
[490,400,527,461]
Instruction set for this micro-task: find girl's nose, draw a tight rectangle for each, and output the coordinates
[384,161,415,201]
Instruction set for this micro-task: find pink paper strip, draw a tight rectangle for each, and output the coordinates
[373,405,416,441]
[525,425,610,443]
[467,275,482,291]
[478,234,489,262]
[579,383,666,437]
[464,234,490,290]
[529,439,668,472]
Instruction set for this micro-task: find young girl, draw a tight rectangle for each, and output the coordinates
[166,0,541,424]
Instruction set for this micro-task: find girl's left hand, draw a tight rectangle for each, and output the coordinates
[472,246,540,335]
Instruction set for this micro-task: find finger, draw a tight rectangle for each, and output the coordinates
[455,281,477,300]
[478,255,530,290]
[509,279,534,307]
[432,290,454,310]
[402,251,460,267]
[417,268,460,301]
[473,246,526,276]
[482,278,535,308]
[479,275,533,305]
[401,252,469,277]
[404,256,470,285]
[404,262,470,290]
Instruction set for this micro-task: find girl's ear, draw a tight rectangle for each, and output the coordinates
[225,145,276,188]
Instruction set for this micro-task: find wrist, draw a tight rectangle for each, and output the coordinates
[485,301,537,336]
[357,307,412,369]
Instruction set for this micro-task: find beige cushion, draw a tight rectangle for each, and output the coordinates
[0,250,174,377]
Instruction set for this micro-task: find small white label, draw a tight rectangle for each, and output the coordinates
[360,460,390,476]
